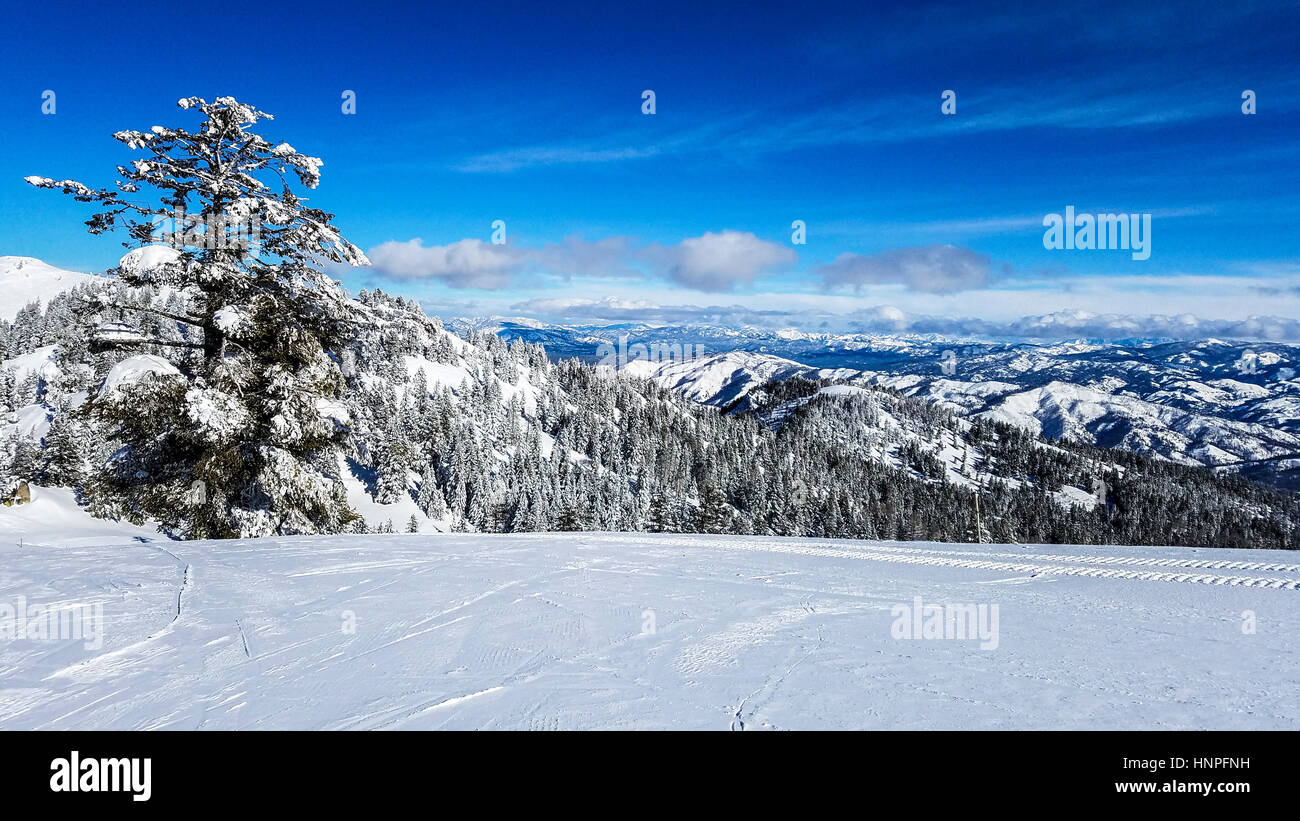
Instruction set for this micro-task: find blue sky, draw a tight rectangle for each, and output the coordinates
[2,0,1299,338]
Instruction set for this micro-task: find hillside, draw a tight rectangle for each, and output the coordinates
[0,256,102,322]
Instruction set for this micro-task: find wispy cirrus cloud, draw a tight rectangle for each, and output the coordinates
[446,1,1300,177]
[817,206,1218,243]
[451,71,1300,174]
[453,145,662,173]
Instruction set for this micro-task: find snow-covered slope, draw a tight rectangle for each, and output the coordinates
[0,257,101,322]
[1,518,1296,729]
[607,350,840,408]
[0,485,161,546]
[894,377,1300,469]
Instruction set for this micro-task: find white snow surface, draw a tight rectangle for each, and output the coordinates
[2,502,1297,729]
[5,345,62,384]
[0,486,161,547]
[0,257,101,322]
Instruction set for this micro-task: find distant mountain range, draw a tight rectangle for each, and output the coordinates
[463,318,1300,488]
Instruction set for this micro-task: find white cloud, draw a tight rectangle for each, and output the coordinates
[512,295,657,314]
[528,235,637,279]
[646,230,796,292]
[817,245,995,293]
[367,238,520,289]
[498,280,1300,342]
[506,296,1300,341]
[366,230,797,292]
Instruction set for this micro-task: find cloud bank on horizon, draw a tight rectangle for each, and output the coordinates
[444,296,1300,344]
[2,0,1297,340]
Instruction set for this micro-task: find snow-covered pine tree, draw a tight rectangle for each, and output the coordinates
[416,460,450,521]
[40,405,89,488]
[0,367,15,413]
[3,429,41,484]
[27,97,370,538]
[371,417,411,505]
[694,480,728,534]
[647,492,669,533]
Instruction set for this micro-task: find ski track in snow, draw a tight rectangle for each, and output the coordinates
[611,535,1300,589]
[1,530,1297,730]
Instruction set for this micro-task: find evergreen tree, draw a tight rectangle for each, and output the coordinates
[4,429,41,483]
[556,503,584,532]
[41,407,88,487]
[416,465,449,520]
[28,97,368,538]
[648,493,670,533]
[694,481,728,534]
